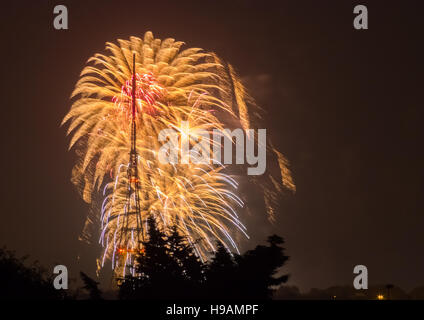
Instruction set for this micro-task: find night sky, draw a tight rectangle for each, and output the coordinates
[1,0,423,291]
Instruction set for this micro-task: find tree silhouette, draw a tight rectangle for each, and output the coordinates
[80,272,102,300]
[203,242,239,299]
[167,225,205,291]
[0,247,65,299]
[235,235,289,299]
[203,235,289,299]
[119,216,204,299]
[119,216,289,300]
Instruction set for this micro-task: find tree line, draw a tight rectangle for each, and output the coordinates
[0,217,289,300]
[119,216,288,299]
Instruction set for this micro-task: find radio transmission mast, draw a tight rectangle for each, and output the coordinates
[114,53,144,278]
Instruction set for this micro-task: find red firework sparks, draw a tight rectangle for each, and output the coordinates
[112,72,165,118]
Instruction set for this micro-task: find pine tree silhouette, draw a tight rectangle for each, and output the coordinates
[119,217,289,300]
[235,235,289,299]
[119,216,204,299]
[204,242,239,299]
[203,237,289,299]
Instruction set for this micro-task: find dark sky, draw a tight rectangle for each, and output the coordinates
[1,0,423,291]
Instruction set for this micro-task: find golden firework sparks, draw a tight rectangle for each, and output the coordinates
[62,31,294,274]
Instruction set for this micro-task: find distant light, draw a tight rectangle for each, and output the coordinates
[377,294,384,300]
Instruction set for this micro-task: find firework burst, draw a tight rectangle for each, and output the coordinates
[62,31,294,274]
